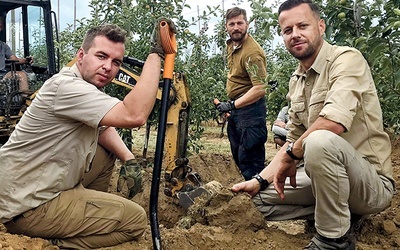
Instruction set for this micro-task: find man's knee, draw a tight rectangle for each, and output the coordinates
[3,71,29,91]
[17,72,29,92]
[123,203,147,239]
[136,207,147,237]
[303,130,338,160]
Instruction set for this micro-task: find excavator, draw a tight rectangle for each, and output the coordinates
[0,0,206,208]
[111,57,206,207]
[0,0,58,145]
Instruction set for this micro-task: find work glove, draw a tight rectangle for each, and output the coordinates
[149,17,177,59]
[216,100,236,113]
[117,159,143,199]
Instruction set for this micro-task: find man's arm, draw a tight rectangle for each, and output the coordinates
[289,117,345,159]
[9,54,31,64]
[98,126,134,162]
[272,117,345,199]
[100,53,161,128]
[233,84,265,109]
[231,142,293,196]
[276,106,288,122]
[273,120,286,128]
[234,52,267,108]
[232,116,345,199]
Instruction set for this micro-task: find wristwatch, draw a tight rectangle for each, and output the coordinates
[286,142,303,160]
[252,174,269,190]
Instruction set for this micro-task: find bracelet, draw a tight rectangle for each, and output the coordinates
[252,174,269,190]
[286,142,303,160]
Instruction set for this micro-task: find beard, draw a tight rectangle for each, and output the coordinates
[288,38,322,61]
[229,30,247,42]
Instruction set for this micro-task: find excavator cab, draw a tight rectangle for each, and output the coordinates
[0,0,58,144]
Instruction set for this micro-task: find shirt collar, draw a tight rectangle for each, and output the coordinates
[309,40,329,75]
[70,63,83,79]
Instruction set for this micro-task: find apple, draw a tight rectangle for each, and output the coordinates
[338,12,346,19]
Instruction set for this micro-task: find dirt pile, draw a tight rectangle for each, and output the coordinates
[1,133,400,249]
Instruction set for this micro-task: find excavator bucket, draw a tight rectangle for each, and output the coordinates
[177,187,210,209]
[177,180,224,208]
[163,170,211,208]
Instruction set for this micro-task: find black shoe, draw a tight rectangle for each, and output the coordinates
[304,231,355,250]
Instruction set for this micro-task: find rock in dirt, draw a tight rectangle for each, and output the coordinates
[177,181,266,232]
[382,220,397,235]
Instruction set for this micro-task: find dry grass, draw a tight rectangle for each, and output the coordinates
[199,124,232,154]
[129,120,279,159]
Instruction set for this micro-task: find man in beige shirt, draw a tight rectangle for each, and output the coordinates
[232,1,394,249]
[0,20,175,249]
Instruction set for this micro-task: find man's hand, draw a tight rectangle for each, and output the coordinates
[231,178,260,197]
[149,17,177,59]
[216,100,236,113]
[25,56,33,64]
[274,120,286,128]
[273,157,298,201]
[117,159,143,199]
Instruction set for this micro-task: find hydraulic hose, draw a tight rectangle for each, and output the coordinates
[149,20,177,250]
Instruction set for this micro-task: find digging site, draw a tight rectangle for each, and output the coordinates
[1,127,400,250]
[0,1,399,249]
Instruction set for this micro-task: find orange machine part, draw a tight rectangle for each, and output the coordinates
[159,21,177,79]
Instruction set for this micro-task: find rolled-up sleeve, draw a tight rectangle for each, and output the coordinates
[319,50,369,131]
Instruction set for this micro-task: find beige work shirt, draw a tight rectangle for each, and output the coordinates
[0,64,120,223]
[287,41,393,183]
[226,34,267,100]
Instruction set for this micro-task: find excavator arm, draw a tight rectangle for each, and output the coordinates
[114,56,205,206]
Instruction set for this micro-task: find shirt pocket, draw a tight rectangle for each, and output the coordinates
[291,101,307,126]
[309,90,327,124]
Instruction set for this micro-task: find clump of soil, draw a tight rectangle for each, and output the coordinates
[1,129,400,250]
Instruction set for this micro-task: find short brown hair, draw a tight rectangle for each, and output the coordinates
[81,24,127,52]
[225,7,247,23]
[278,0,320,18]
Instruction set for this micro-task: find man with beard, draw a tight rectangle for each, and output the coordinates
[215,7,267,181]
[232,0,394,249]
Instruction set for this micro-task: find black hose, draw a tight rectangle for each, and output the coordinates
[150,78,172,250]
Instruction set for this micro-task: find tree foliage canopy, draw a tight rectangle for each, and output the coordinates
[54,0,400,149]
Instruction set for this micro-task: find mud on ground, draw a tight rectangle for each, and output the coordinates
[1,127,400,250]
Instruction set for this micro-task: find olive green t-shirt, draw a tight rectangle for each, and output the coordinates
[226,34,267,100]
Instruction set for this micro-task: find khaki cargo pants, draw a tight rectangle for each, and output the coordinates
[5,145,146,249]
[253,130,394,238]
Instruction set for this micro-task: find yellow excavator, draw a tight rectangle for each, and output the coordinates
[110,56,207,208]
[0,0,206,208]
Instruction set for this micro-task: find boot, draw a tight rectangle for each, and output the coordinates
[304,231,355,250]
